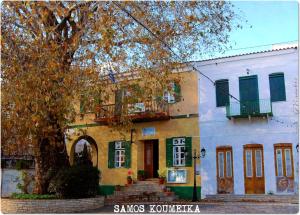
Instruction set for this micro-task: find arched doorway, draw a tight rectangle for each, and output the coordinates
[70,136,98,167]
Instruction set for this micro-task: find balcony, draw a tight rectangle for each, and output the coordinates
[94,100,170,124]
[226,99,273,119]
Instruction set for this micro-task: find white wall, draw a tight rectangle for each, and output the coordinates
[195,48,299,197]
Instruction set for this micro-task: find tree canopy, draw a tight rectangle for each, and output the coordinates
[1,1,241,193]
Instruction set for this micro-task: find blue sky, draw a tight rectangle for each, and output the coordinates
[208,1,298,59]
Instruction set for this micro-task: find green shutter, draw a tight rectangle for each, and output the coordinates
[108,142,115,168]
[124,141,131,168]
[215,79,229,107]
[269,73,286,102]
[174,82,181,102]
[166,138,173,167]
[185,137,192,167]
[239,75,260,115]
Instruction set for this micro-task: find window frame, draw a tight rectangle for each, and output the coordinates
[114,141,126,168]
[245,150,253,178]
[172,137,186,167]
[255,149,263,177]
[274,143,294,178]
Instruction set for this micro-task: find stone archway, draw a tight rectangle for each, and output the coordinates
[70,136,98,167]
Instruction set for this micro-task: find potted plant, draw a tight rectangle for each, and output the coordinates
[127,169,133,185]
[137,170,145,181]
[157,168,167,184]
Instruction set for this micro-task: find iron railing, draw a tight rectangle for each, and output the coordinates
[95,100,169,122]
[226,99,273,119]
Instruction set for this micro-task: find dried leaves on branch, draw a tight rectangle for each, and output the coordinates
[1,1,240,193]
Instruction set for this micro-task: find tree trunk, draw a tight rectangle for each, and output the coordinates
[33,128,70,194]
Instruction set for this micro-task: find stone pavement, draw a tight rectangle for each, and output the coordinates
[81,202,299,214]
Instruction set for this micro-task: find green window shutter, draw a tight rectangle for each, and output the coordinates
[166,138,173,167]
[124,141,131,168]
[215,79,229,107]
[174,82,181,102]
[185,137,192,167]
[269,73,286,102]
[108,142,115,168]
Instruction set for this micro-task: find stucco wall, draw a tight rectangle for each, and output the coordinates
[1,169,35,197]
[196,48,299,198]
[66,117,200,187]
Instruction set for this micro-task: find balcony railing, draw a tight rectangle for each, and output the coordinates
[226,99,273,119]
[94,100,170,123]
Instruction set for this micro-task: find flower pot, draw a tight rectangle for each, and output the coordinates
[127,178,133,185]
[159,177,165,184]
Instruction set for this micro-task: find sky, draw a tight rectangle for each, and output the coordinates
[206,1,299,60]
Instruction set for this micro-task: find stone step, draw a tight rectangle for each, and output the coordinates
[104,195,178,205]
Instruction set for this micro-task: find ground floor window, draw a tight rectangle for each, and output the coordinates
[108,141,131,168]
[274,144,294,178]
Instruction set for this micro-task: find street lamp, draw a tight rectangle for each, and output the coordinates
[192,148,206,202]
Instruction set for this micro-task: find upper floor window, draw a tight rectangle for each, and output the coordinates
[215,79,229,107]
[269,73,286,102]
[163,82,181,104]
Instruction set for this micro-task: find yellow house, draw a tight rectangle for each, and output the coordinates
[66,69,200,199]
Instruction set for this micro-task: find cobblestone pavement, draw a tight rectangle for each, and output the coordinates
[81,202,299,214]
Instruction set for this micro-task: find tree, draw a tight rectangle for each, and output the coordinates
[1,1,241,194]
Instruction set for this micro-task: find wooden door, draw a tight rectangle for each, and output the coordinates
[274,144,294,192]
[216,146,234,194]
[144,141,154,178]
[243,144,265,194]
[239,75,260,115]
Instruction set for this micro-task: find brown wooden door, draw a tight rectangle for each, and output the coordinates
[243,144,265,194]
[144,141,154,178]
[274,144,294,192]
[216,146,234,194]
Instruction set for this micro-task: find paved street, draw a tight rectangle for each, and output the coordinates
[81,202,299,214]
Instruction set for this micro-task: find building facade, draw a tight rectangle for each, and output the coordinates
[66,70,201,199]
[196,47,299,198]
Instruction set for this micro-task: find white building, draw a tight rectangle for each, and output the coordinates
[195,46,298,197]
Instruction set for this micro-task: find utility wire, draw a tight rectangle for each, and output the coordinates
[113,1,240,102]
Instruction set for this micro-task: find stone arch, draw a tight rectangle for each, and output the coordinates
[70,135,98,167]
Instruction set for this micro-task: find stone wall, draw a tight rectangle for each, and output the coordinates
[1,196,105,213]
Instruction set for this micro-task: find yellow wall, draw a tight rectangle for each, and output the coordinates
[66,117,200,187]
[66,70,200,187]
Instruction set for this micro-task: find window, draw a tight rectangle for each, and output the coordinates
[215,79,229,107]
[245,150,252,177]
[276,149,283,176]
[255,150,262,177]
[218,152,224,178]
[114,141,125,168]
[274,144,294,178]
[173,138,186,166]
[269,73,286,102]
[108,141,131,168]
[285,149,292,177]
[166,137,192,167]
[226,151,232,177]
[163,82,181,103]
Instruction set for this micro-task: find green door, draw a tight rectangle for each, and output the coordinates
[239,75,260,115]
